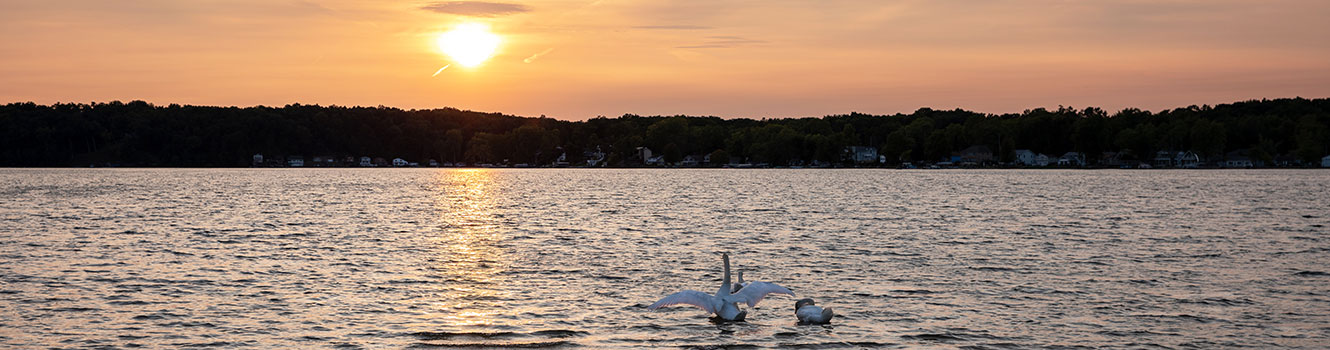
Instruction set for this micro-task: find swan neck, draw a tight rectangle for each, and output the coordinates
[721,253,732,295]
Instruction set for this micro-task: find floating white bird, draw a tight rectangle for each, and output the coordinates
[649,253,795,321]
[731,271,750,294]
[794,298,835,324]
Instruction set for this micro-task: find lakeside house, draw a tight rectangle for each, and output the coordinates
[584,148,606,167]
[1152,151,1173,167]
[1323,155,1330,167]
[1034,153,1051,166]
[959,145,993,164]
[845,146,879,164]
[1224,150,1258,168]
[252,153,264,166]
[1176,151,1201,168]
[359,156,373,167]
[645,155,664,165]
[681,154,702,167]
[1014,149,1035,166]
[1014,149,1055,166]
[287,156,304,167]
[554,152,570,167]
[1057,152,1085,167]
[1152,150,1201,168]
[1100,152,1132,168]
[392,158,408,167]
[636,147,655,165]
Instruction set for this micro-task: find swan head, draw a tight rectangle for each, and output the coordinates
[795,298,816,311]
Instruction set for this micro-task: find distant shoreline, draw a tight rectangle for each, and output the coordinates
[2,166,1324,170]
[4,98,1328,168]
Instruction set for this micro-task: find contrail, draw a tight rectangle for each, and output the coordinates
[432,64,450,77]
[523,48,554,63]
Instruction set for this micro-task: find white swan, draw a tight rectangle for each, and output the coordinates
[648,253,795,321]
[794,298,835,324]
[731,271,749,294]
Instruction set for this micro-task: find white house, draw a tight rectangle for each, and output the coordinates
[252,153,264,166]
[359,156,373,167]
[585,148,606,167]
[681,155,701,167]
[1175,151,1201,168]
[1014,149,1035,166]
[845,146,879,164]
[636,147,653,164]
[645,155,665,165]
[1322,155,1330,167]
[392,158,408,167]
[554,152,570,167]
[287,157,304,167]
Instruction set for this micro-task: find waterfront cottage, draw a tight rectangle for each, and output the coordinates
[1058,152,1085,167]
[1175,151,1201,168]
[1034,154,1051,167]
[959,145,994,164]
[681,155,701,167]
[845,146,879,164]
[1224,150,1258,168]
[1014,149,1035,166]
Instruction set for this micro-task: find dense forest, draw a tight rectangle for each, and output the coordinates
[1,98,1328,167]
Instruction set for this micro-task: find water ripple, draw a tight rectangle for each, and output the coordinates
[0,169,1327,348]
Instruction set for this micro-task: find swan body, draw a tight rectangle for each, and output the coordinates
[794,298,834,324]
[649,253,795,321]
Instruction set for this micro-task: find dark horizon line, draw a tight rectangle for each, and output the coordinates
[6,95,1326,122]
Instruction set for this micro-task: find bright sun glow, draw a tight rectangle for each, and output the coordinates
[436,23,501,68]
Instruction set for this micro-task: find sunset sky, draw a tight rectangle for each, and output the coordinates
[2,0,1328,120]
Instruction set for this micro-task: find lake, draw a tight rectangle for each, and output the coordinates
[1,169,1328,348]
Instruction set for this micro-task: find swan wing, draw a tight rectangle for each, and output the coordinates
[649,290,718,314]
[728,281,795,308]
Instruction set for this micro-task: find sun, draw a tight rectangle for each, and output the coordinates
[436,23,501,68]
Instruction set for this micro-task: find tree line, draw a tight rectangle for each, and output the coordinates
[1,98,1327,167]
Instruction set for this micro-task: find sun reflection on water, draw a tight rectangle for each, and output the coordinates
[429,169,511,327]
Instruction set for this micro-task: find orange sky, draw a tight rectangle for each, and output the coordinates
[2,0,1328,120]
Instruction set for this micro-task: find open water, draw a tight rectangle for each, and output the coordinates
[1,169,1328,349]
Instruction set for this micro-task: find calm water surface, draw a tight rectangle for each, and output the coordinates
[1,169,1328,349]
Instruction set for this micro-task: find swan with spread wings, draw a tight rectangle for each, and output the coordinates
[647,253,795,321]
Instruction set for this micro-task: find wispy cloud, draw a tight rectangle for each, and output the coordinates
[432,64,450,77]
[421,1,531,17]
[524,48,555,63]
[633,25,712,30]
[677,36,766,49]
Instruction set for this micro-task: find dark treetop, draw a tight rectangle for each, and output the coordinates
[1,98,1327,167]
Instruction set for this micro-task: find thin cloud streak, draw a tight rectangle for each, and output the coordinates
[420,1,531,17]
[677,36,767,49]
[633,25,712,30]
[523,48,555,63]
